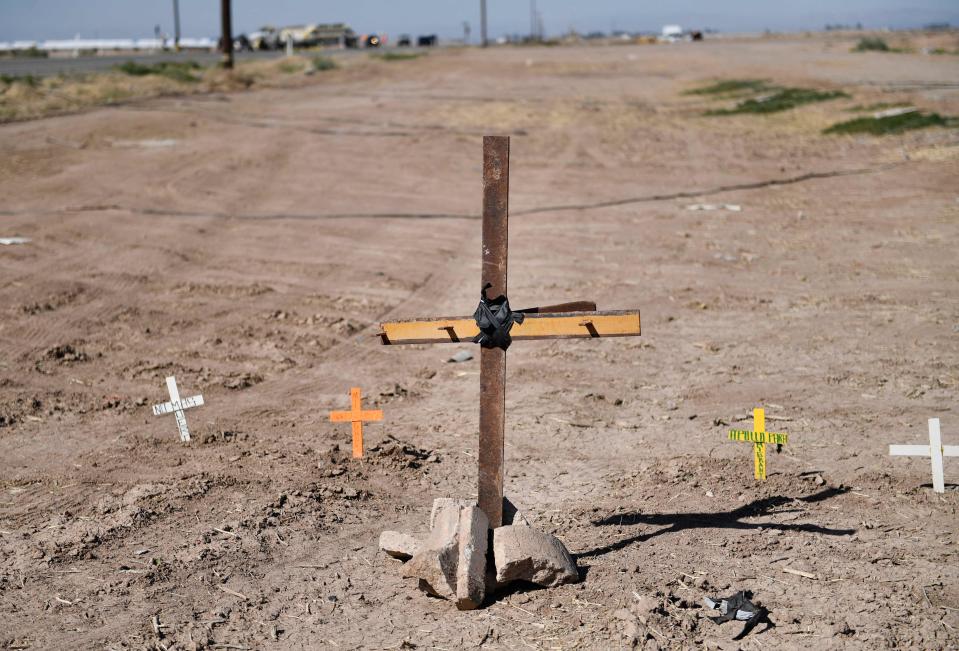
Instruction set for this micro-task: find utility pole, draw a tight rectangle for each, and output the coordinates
[480,0,488,47]
[220,0,233,69]
[172,0,181,51]
[530,0,537,40]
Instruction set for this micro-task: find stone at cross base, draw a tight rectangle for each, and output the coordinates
[382,497,579,610]
[493,525,579,589]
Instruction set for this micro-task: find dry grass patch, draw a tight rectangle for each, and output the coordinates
[0,55,354,123]
[0,73,186,122]
[428,97,655,134]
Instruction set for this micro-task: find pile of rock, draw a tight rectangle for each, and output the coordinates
[379,498,580,610]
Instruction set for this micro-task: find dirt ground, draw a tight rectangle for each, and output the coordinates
[1,34,958,650]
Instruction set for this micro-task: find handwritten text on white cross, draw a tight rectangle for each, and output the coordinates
[152,376,204,442]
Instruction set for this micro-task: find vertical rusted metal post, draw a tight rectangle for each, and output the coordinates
[479,136,509,527]
[220,0,234,69]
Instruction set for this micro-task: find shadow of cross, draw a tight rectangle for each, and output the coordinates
[577,486,855,559]
[378,136,642,527]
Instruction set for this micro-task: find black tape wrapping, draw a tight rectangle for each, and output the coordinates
[472,283,525,350]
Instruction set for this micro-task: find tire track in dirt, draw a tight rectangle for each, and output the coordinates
[4,261,104,359]
[0,480,111,528]
[228,229,476,410]
[0,205,474,220]
[1,227,204,362]
[0,161,903,224]
[512,162,907,215]
[0,209,463,472]
[124,104,528,139]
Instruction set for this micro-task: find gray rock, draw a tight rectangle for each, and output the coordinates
[431,497,529,528]
[447,349,474,363]
[430,497,474,529]
[403,501,461,599]
[455,506,489,610]
[379,531,420,561]
[633,594,659,620]
[624,621,643,648]
[492,525,579,588]
[503,496,531,526]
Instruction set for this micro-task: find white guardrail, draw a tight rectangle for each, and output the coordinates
[0,38,217,52]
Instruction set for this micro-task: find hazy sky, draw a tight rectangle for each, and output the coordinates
[2,0,957,41]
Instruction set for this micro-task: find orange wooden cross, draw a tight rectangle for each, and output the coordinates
[329,387,383,458]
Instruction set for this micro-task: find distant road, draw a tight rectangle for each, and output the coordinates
[0,48,373,77]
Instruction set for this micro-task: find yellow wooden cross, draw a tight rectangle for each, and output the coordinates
[728,408,788,480]
[329,387,383,458]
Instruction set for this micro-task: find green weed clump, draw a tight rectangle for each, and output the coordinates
[853,37,891,52]
[21,45,50,59]
[824,111,952,135]
[685,79,771,96]
[6,46,48,59]
[707,87,848,115]
[516,38,561,47]
[0,73,39,87]
[844,102,909,113]
[115,60,202,83]
[312,56,337,71]
[373,51,425,62]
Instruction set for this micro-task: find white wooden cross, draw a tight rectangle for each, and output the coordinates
[152,376,204,442]
[889,418,958,493]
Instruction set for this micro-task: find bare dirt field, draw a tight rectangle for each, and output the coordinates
[1,34,958,650]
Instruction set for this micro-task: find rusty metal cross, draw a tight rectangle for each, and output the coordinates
[379,136,642,527]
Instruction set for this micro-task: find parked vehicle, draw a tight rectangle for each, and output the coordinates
[247,27,281,51]
[233,34,253,51]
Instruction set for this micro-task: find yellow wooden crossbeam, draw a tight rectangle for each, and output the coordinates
[378,310,640,345]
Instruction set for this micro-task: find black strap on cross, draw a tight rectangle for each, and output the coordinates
[472,283,525,350]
